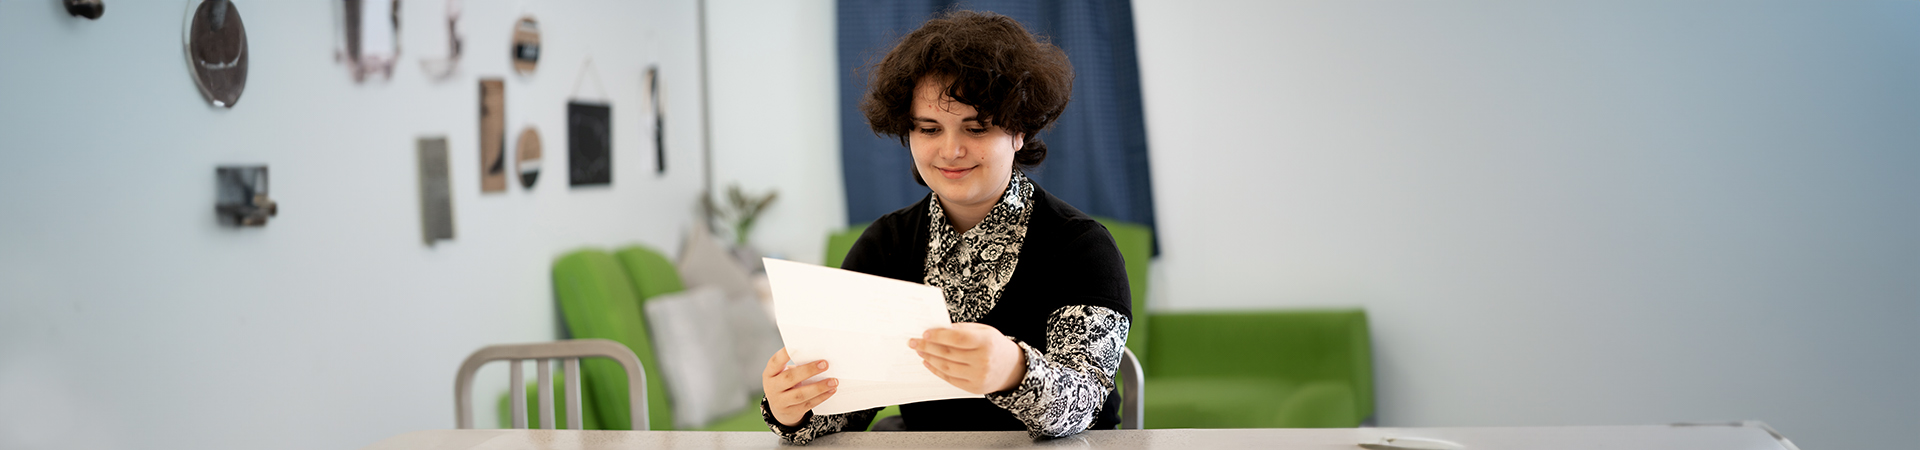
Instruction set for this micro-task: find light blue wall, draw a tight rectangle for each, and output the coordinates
[0,2,708,449]
[1133,1,1919,449]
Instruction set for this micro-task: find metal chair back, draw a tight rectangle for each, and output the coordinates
[453,339,648,430]
[1119,347,1145,429]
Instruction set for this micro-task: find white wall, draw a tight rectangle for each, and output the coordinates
[0,2,708,450]
[705,0,846,265]
[1132,1,1919,449]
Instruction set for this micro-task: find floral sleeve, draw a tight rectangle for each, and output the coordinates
[986,305,1132,438]
[759,398,878,445]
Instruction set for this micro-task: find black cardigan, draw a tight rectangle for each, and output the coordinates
[839,183,1132,432]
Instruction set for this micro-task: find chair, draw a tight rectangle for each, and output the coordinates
[1117,347,1145,430]
[455,339,648,430]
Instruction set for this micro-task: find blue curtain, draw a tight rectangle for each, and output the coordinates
[837,0,1157,251]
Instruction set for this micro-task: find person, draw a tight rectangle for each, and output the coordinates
[757,10,1132,444]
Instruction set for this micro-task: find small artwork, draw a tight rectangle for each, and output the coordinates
[479,78,507,193]
[568,101,612,187]
[184,0,248,108]
[65,0,105,20]
[417,137,456,245]
[646,65,666,175]
[214,165,276,227]
[515,126,542,189]
[419,0,464,82]
[511,16,540,76]
[334,0,402,83]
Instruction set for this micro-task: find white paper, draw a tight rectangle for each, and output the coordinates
[762,258,982,415]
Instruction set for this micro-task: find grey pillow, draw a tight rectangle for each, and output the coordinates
[644,287,749,429]
[723,292,785,394]
[676,224,758,300]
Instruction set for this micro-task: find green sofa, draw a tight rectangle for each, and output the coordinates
[495,246,769,431]
[824,219,1374,429]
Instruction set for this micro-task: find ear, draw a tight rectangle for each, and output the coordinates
[1012,133,1026,152]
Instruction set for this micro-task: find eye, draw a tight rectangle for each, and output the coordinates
[966,127,988,135]
[917,127,939,135]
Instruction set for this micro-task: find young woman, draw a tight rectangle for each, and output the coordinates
[759,10,1131,444]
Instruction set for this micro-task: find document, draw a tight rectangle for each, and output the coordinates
[762,258,983,415]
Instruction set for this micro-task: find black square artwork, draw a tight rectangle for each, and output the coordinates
[569,101,612,186]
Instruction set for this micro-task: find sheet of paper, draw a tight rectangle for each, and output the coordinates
[762,258,982,415]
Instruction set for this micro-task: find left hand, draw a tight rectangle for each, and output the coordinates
[909,323,1027,395]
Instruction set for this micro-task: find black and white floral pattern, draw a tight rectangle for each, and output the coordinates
[924,171,1035,322]
[761,398,876,445]
[987,305,1131,439]
[765,171,1130,443]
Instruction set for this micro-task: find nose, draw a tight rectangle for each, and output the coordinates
[938,133,967,159]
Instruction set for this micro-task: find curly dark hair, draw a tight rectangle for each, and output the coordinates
[860,10,1074,174]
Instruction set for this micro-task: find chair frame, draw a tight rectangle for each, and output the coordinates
[453,339,648,430]
[1119,347,1144,430]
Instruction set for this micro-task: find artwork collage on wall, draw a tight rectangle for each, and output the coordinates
[136,2,677,243]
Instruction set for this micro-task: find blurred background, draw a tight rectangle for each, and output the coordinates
[1,1,1914,449]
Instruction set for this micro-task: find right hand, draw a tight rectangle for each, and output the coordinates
[762,348,839,427]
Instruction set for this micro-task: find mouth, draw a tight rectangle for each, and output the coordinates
[936,166,975,180]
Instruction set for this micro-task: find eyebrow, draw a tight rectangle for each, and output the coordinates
[913,115,985,124]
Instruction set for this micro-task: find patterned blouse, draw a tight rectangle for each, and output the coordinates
[762,172,1132,444]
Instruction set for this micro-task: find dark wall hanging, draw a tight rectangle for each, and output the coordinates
[184,0,247,108]
[511,16,540,76]
[568,101,612,187]
[478,78,507,193]
[515,126,542,189]
[417,137,456,245]
[335,0,401,83]
[65,0,105,19]
[646,65,666,175]
[215,165,276,226]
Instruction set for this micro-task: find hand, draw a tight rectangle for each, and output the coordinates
[909,323,1027,395]
[761,348,838,427]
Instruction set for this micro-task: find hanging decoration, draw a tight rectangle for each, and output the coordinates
[510,16,541,76]
[478,78,507,193]
[183,0,248,108]
[215,165,276,227]
[65,0,105,19]
[646,65,666,175]
[568,58,611,187]
[515,127,543,189]
[418,0,464,82]
[334,0,401,83]
[417,137,456,245]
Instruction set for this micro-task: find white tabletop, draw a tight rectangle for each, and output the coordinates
[360,423,1796,450]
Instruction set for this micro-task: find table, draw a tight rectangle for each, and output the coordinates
[361,423,1797,450]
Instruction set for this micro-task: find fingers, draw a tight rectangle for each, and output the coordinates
[776,360,830,389]
[922,326,990,349]
[923,360,974,386]
[762,348,790,379]
[794,378,839,407]
[910,338,974,366]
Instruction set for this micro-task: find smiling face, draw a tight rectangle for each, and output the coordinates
[910,76,1024,222]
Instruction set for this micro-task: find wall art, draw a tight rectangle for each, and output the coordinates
[568,101,612,187]
[334,0,401,83]
[419,0,463,82]
[646,65,666,174]
[417,137,456,245]
[215,165,276,227]
[515,126,543,189]
[184,0,247,108]
[65,0,105,19]
[511,16,540,76]
[479,78,507,192]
